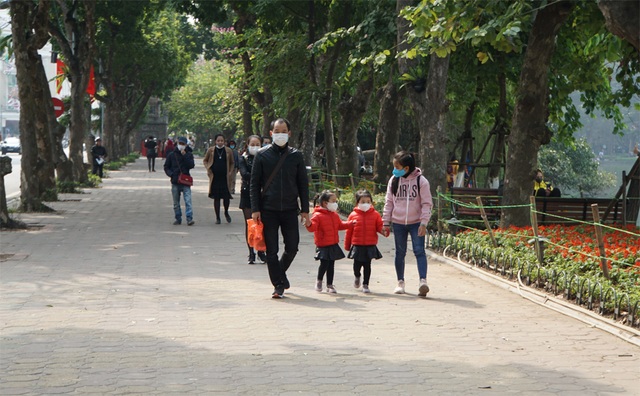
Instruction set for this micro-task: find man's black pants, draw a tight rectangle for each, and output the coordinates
[261,209,299,288]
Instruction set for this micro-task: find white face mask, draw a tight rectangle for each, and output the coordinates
[272,133,289,147]
[358,203,371,212]
[216,144,224,149]
[248,146,260,156]
[326,202,339,212]
[177,144,186,151]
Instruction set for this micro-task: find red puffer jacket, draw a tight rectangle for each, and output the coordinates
[344,206,383,250]
[306,206,352,247]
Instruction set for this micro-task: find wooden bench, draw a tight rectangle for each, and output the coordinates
[450,187,501,220]
[534,197,624,225]
[449,187,626,225]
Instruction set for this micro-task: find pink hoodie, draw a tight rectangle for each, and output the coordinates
[382,168,433,226]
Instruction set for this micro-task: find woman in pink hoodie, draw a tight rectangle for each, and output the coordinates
[381,151,433,297]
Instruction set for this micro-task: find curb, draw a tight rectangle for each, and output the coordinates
[426,250,640,347]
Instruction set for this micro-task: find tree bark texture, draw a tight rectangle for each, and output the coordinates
[487,72,509,188]
[373,72,401,191]
[336,69,375,188]
[300,94,320,167]
[418,54,450,195]
[11,0,51,211]
[598,0,639,51]
[502,0,575,227]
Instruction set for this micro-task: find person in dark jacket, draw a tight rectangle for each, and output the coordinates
[250,118,310,298]
[239,135,267,264]
[164,136,195,226]
[144,135,157,172]
[91,137,107,178]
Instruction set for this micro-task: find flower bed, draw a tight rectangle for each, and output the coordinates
[430,224,640,328]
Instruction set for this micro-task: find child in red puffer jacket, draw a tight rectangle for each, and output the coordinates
[344,189,385,293]
[305,190,354,294]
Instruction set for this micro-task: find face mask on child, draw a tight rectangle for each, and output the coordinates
[326,202,339,212]
[358,203,371,212]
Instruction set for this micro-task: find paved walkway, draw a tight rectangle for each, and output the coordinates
[1,157,638,395]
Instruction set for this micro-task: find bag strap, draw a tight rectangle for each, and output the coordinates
[262,149,289,197]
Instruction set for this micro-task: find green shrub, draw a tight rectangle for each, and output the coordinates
[57,180,80,193]
[106,161,122,170]
[41,188,58,202]
[82,173,102,187]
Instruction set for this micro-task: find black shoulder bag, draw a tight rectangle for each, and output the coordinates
[261,149,289,197]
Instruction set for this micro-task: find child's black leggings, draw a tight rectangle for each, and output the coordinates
[353,260,372,285]
[317,259,335,285]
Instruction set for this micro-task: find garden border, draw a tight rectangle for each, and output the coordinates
[426,249,640,347]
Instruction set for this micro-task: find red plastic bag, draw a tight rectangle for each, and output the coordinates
[247,219,266,251]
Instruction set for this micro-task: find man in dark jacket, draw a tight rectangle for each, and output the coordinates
[91,137,107,178]
[250,118,310,298]
[164,136,195,226]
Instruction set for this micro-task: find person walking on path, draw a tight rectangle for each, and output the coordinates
[381,151,433,297]
[239,135,267,264]
[144,135,158,172]
[164,136,195,226]
[91,137,107,178]
[163,138,174,158]
[250,118,310,298]
[305,190,353,294]
[345,189,385,294]
[228,139,240,194]
[203,134,235,224]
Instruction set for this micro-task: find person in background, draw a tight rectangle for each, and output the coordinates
[533,169,561,197]
[164,136,195,226]
[239,135,267,264]
[381,151,433,297]
[144,135,157,172]
[228,139,240,194]
[250,118,310,298]
[164,138,174,158]
[203,134,235,224]
[91,137,107,178]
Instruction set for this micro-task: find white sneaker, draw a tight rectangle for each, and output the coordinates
[326,285,337,294]
[362,285,371,294]
[354,276,361,289]
[315,280,323,292]
[418,278,429,297]
[394,280,405,294]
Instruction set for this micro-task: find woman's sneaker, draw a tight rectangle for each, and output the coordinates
[418,278,429,297]
[354,276,361,289]
[394,280,405,294]
[362,285,371,293]
[326,285,337,294]
[315,280,323,292]
[257,251,267,263]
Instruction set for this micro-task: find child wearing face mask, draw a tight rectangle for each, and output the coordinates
[239,135,267,264]
[305,190,354,293]
[344,190,385,294]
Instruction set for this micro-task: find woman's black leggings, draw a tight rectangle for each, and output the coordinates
[242,207,252,254]
[354,260,372,285]
[214,198,230,219]
[147,156,155,171]
[317,259,335,285]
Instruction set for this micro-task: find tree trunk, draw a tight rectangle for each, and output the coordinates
[598,0,639,51]
[373,71,401,191]
[418,54,450,194]
[336,68,375,188]
[502,0,575,227]
[322,95,336,175]
[300,94,320,166]
[35,55,58,194]
[11,0,51,212]
[487,72,508,188]
[242,84,253,137]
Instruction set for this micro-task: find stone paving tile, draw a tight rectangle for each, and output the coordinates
[1,158,639,395]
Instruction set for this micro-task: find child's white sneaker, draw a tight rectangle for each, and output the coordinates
[362,285,371,293]
[394,280,405,294]
[326,285,337,294]
[315,280,323,292]
[354,276,361,289]
[418,278,429,296]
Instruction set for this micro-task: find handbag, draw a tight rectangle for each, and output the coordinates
[178,173,193,186]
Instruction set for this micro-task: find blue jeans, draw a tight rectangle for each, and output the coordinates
[171,183,193,222]
[392,222,427,280]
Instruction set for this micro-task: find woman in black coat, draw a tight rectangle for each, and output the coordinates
[144,135,158,172]
[239,135,266,264]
